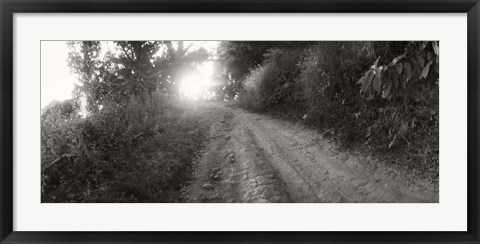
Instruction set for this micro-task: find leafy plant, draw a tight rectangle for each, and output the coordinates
[231,41,439,179]
[357,41,439,101]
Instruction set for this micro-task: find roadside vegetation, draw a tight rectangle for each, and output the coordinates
[41,41,209,202]
[218,41,439,180]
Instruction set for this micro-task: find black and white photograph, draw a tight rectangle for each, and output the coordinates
[41,41,439,203]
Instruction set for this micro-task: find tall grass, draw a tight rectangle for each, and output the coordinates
[41,93,205,202]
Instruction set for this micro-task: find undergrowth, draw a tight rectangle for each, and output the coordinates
[41,93,206,203]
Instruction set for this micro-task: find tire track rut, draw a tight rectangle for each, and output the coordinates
[181,101,438,203]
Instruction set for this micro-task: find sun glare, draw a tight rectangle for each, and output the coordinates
[179,74,203,100]
[42,41,220,108]
[179,61,216,100]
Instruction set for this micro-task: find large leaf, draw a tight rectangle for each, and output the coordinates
[416,51,425,68]
[358,71,369,93]
[390,53,406,66]
[361,70,375,92]
[432,41,439,55]
[410,58,422,77]
[373,73,382,93]
[419,41,428,50]
[382,81,392,99]
[357,73,367,85]
[367,70,375,88]
[421,61,432,79]
[372,57,380,68]
[395,62,403,75]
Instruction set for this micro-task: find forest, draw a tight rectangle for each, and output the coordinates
[41,41,439,203]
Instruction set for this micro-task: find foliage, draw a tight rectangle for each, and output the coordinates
[41,94,205,202]
[216,42,287,100]
[355,41,439,176]
[158,41,210,95]
[238,48,305,111]
[357,41,439,101]
[232,41,439,179]
[68,41,210,112]
[217,41,316,101]
[217,42,277,81]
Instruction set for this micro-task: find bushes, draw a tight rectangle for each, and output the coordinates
[235,41,439,179]
[239,48,305,112]
[239,62,276,111]
[41,93,205,202]
[299,42,376,143]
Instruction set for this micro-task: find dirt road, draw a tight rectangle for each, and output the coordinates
[178,101,439,203]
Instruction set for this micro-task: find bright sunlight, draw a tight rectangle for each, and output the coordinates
[179,61,216,100]
[41,41,219,109]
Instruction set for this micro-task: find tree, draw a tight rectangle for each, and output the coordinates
[216,41,279,99]
[68,41,106,113]
[157,41,209,95]
[68,41,211,110]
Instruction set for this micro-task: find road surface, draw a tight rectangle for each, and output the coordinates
[178,101,439,203]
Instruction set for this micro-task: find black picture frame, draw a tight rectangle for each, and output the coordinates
[1,0,479,243]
